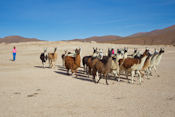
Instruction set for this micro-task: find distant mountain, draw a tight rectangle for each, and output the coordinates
[71,35,122,42]
[0,36,43,43]
[108,25,175,45]
[71,25,175,45]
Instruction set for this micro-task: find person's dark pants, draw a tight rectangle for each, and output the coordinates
[13,53,16,61]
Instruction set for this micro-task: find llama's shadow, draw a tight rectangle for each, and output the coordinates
[55,65,138,84]
[54,71,72,76]
[34,66,50,69]
[56,65,85,75]
[55,65,93,82]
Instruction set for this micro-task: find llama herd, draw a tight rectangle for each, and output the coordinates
[40,46,165,85]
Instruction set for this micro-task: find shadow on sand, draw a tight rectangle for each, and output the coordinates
[34,66,50,69]
[54,65,132,84]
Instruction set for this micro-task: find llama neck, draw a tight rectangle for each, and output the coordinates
[44,52,47,57]
[139,55,148,68]
[54,51,57,59]
[155,53,163,65]
[124,53,127,59]
[105,56,112,70]
[92,53,98,57]
[75,54,80,67]
[150,54,158,65]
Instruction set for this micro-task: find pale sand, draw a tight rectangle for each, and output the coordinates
[0,41,175,117]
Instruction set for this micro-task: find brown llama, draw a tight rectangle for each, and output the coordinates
[118,48,150,84]
[48,47,57,69]
[92,48,112,85]
[65,48,81,77]
[86,48,103,78]
[82,47,98,73]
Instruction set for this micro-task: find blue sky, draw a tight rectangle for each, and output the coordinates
[0,0,175,41]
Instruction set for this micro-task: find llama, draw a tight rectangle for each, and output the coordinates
[108,54,119,79]
[48,47,57,69]
[148,48,159,76]
[65,48,81,77]
[82,47,97,73]
[61,50,67,66]
[139,52,153,79]
[118,48,150,84]
[40,48,47,69]
[152,48,165,77]
[86,48,103,78]
[92,48,112,85]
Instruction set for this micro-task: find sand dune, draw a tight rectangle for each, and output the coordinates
[0,41,175,117]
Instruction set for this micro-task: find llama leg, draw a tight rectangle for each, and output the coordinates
[148,67,152,76]
[154,65,160,77]
[136,70,142,84]
[54,61,56,69]
[93,70,97,83]
[140,70,144,77]
[75,69,77,77]
[96,71,99,79]
[83,65,85,71]
[88,67,91,78]
[118,69,121,82]
[97,73,102,84]
[86,65,88,75]
[125,71,129,83]
[43,62,45,69]
[105,73,108,85]
[131,71,135,84]
[51,60,53,68]
[71,69,74,75]
[67,69,69,74]
[146,69,149,79]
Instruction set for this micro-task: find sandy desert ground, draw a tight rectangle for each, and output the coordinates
[0,41,175,117]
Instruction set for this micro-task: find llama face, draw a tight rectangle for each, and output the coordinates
[44,48,47,53]
[134,48,138,53]
[93,47,98,54]
[117,49,121,54]
[108,49,112,57]
[124,48,128,53]
[147,52,152,59]
[54,47,57,52]
[75,49,80,54]
[160,48,165,54]
[64,50,67,54]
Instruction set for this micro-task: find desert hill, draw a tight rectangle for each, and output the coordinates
[0,36,42,43]
[71,25,175,45]
[72,35,122,42]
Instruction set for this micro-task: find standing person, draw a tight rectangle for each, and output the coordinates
[13,46,16,61]
[112,47,115,54]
